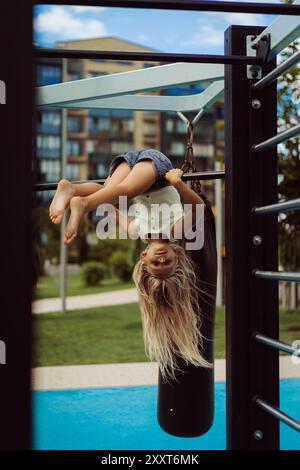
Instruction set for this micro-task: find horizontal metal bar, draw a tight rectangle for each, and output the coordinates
[254,333,300,355]
[37,80,224,112]
[35,0,300,16]
[253,198,300,215]
[36,48,263,66]
[253,270,300,282]
[254,397,300,433]
[252,50,300,90]
[36,62,224,108]
[33,171,225,192]
[252,124,300,152]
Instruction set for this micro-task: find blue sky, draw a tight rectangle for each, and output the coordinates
[33,2,278,54]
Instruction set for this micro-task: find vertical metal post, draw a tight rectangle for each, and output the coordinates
[60,58,68,313]
[160,88,168,156]
[225,25,279,449]
[0,1,33,449]
[215,160,223,306]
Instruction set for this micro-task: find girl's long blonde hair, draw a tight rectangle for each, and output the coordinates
[132,242,214,383]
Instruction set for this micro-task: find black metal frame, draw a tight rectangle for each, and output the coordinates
[36,0,300,16]
[37,47,264,66]
[224,25,280,450]
[0,1,33,450]
[1,0,298,452]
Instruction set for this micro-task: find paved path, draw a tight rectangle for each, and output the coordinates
[32,288,139,314]
[32,360,225,390]
[31,357,300,391]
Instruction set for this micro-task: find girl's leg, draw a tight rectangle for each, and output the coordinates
[64,160,156,244]
[49,180,102,224]
[49,161,131,224]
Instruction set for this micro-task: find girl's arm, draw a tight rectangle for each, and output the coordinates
[165,169,205,221]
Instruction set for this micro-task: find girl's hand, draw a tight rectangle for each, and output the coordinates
[165,169,183,186]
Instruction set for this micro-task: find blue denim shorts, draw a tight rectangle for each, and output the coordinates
[108,148,173,190]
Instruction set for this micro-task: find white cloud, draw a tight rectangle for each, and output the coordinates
[70,6,107,14]
[179,24,224,48]
[180,10,266,50]
[34,6,108,40]
[136,34,151,43]
[221,12,265,26]
[196,11,265,27]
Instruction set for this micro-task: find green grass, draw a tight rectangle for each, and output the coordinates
[277,308,300,346]
[33,305,300,367]
[33,303,147,367]
[34,274,135,300]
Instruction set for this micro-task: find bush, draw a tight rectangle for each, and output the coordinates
[81,261,106,287]
[110,251,133,282]
[68,251,79,264]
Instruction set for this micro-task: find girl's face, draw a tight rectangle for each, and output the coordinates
[140,240,178,278]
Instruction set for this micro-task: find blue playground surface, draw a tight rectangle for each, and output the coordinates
[32,378,299,450]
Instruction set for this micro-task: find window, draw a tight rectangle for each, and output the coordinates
[89,109,133,119]
[42,111,61,127]
[88,117,96,133]
[111,142,131,154]
[88,117,111,133]
[86,140,95,153]
[112,121,120,133]
[37,111,61,134]
[67,140,81,156]
[40,159,61,181]
[163,83,204,96]
[123,120,134,132]
[216,106,224,119]
[176,120,187,133]
[69,71,80,81]
[166,119,174,132]
[37,135,60,150]
[99,118,111,131]
[111,109,133,119]
[144,122,156,135]
[36,64,61,86]
[66,164,80,180]
[216,129,225,141]
[97,162,106,176]
[171,142,185,155]
[36,135,60,158]
[116,61,133,66]
[86,71,107,78]
[143,63,154,68]
[67,117,82,133]
[193,144,214,158]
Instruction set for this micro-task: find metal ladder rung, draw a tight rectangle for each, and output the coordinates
[254,397,300,433]
[254,333,300,356]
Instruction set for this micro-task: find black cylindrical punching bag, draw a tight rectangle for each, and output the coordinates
[157,195,217,437]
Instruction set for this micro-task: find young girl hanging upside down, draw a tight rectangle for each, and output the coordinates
[49,148,214,381]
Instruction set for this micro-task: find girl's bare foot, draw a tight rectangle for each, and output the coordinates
[49,179,75,224]
[64,196,88,245]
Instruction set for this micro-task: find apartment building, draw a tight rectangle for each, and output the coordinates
[35,36,224,202]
